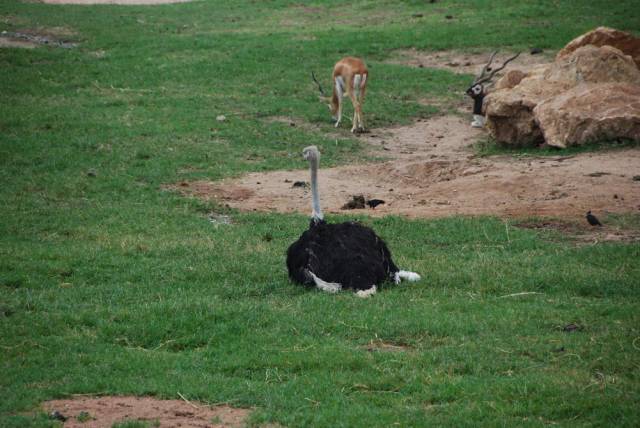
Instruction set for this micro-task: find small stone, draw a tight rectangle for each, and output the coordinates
[563,323,582,332]
[216,115,226,122]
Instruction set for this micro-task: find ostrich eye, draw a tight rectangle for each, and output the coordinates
[473,85,482,95]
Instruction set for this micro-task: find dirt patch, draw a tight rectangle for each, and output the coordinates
[386,49,554,76]
[42,396,249,428]
[361,340,411,353]
[0,28,77,49]
[39,0,193,4]
[169,114,640,221]
[0,36,37,48]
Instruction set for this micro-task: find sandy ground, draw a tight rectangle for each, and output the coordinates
[173,114,640,222]
[42,396,249,428]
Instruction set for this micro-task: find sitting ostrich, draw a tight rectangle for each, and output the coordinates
[286,146,420,297]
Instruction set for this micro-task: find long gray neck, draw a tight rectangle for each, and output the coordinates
[309,156,323,222]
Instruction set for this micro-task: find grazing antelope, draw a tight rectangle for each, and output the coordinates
[312,57,368,133]
[466,51,520,128]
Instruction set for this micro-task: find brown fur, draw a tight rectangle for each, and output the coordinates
[330,57,368,132]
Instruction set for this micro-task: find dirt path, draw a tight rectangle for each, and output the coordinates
[174,115,640,220]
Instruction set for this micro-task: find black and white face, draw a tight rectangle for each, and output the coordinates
[466,83,483,98]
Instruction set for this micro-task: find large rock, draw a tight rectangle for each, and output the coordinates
[546,45,640,86]
[534,83,640,148]
[485,66,564,145]
[493,69,527,91]
[485,38,640,146]
[557,26,640,69]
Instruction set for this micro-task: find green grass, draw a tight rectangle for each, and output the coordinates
[1,1,640,427]
[475,137,640,157]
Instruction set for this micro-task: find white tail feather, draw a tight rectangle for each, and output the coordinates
[394,270,421,284]
[309,271,342,293]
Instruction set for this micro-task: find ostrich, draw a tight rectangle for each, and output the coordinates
[286,146,420,297]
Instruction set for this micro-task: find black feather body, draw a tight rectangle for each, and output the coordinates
[286,219,399,290]
[586,211,602,226]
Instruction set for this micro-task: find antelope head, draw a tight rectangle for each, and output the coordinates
[466,51,520,99]
[311,71,332,112]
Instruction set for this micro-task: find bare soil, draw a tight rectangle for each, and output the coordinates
[171,114,640,225]
[0,36,36,48]
[42,396,249,428]
[361,340,411,353]
[39,0,193,4]
[0,27,77,49]
[386,48,555,76]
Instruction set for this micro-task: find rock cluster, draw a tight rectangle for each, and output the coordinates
[484,27,640,148]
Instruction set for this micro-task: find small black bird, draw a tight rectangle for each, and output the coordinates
[366,199,386,209]
[586,211,602,226]
[49,411,68,422]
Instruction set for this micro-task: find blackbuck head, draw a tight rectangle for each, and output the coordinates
[466,51,520,99]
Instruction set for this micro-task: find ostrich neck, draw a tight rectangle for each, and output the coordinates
[310,157,323,221]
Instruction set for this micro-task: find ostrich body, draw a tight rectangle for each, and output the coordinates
[286,146,420,296]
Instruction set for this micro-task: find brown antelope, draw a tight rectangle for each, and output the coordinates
[312,57,368,133]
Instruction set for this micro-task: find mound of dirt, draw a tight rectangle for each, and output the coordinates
[42,396,249,428]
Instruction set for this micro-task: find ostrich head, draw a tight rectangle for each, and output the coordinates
[303,145,320,163]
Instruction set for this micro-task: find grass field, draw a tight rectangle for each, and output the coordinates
[1,0,640,426]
